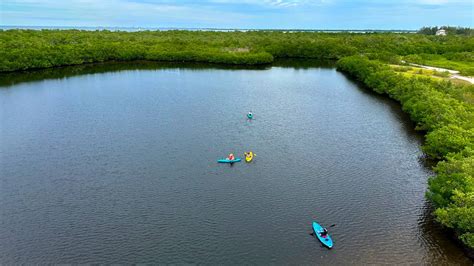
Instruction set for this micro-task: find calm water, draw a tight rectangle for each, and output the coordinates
[0,61,471,264]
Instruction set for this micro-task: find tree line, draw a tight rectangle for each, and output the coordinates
[0,29,473,73]
[418,26,473,36]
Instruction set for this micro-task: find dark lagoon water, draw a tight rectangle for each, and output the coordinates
[0,61,471,264]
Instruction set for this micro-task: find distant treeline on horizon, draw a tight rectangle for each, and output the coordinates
[418,26,473,36]
[1,25,472,35]
[0,25,435,33]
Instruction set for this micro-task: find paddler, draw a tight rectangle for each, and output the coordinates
[320,228,328,237]
[228,153,235,160]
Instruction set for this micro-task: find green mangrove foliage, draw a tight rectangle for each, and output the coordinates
[0,29,473,72]
[337,56,474,249]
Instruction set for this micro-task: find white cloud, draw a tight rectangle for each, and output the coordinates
[1,0,471,28]
[417,0,451,4]
[208,0,327,8]
[1,0,257,27]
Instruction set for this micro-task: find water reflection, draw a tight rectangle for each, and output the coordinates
[0,59,336,88]
[417,201,472,264]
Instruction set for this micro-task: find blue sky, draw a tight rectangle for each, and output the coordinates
[1,0,473,29]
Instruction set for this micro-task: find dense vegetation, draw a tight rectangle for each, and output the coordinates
[337,56,474,249]
[0,28,473,252]
[418,26,474,36]
[0,29,473,74]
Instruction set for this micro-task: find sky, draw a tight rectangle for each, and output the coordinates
[1,0,473,30]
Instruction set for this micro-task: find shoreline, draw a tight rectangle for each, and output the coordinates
[337,56,474,258]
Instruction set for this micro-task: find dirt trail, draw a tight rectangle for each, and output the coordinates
[408,63,474,84]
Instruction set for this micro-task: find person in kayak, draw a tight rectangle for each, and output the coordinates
[228,153,235,160]
[248,111,253,117]
[320,228,328,237]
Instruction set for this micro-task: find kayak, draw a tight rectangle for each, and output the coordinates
[247,113,253,119]
[245,152,253,162]
[312,221,333,249]
[218,158,241,163]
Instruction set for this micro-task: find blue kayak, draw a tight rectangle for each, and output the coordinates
[312,221,333,248]
[218,158,241,163]
[247,113,253,119]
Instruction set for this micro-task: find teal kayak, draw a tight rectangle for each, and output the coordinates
[312,221,333,248]
[247,113,253,119]
[218,158,241,163]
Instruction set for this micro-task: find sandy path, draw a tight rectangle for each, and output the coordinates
[408,63,474,84]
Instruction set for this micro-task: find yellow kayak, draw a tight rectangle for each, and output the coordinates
[245,152,253,162]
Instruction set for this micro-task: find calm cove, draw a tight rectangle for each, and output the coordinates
[0,61,471,264]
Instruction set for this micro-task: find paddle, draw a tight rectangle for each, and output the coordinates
[309,224,336,236]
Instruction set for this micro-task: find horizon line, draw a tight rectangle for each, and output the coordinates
[0,25,425,32]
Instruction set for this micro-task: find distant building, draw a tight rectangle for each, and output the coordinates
[436,29,447,36]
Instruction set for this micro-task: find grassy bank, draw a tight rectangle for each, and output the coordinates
[1,29,473,72]
[337,56,474,250]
